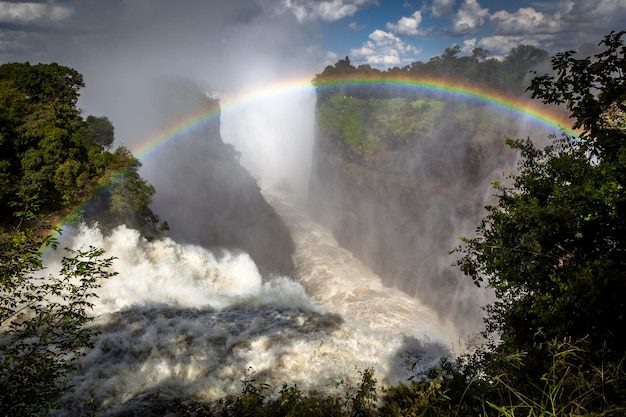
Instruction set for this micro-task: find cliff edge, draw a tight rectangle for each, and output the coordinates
[144,79,295,277]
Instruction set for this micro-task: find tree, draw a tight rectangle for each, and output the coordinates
[504,45,549,68]
[529,31,626,159]
[0,62,162,414]
[0,62,84,107]
[471,47,489,62]
[335,55,354,71]
[456,31,626,370]
[0,234,115,416]
[85,115,115,149]
[0,63,90,218]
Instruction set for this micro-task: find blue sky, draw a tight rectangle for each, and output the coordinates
[0,0,623,121]
[313,0,625,67]
[1,0,624,71]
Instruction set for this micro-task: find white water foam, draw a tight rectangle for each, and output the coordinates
[46,211,453,415]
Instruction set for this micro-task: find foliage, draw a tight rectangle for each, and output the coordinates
[0,227,116,416]
[314,44,550,95]
[0,61,166,238]
[454,29,626,410]
[175,368,392,417]
[486,339,626,417]
[78,146,168,239]
[0,62,96,219]
[0,61,162,415]
[318,95,447,151]
[73,115,115,150]
[529,30,626,158]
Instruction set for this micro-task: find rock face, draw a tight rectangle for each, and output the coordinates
[144,79,294,277]
[308,88,518,334]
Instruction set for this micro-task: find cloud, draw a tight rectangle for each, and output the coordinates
[0,1,73,25]
[386,11,424,36]
[477,34,553,58]
[350,29,420,67]
[348,21,365,30]
[460,38,475,54]
[324,50,339,65]
[490,7,561,35]
[431,0,455,17]
[449,0,489,35]
[0,0,332,197]
[564,0,626,19]
[277,0,378,22]
[479,1,625,57]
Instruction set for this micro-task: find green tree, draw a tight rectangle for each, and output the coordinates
[85,115,115,149]
[529,31,626,159]
[456,31,626,375]
[0,62,89,217]
[79,147,167,240]
[0,225,115,416]
[0,62,84,107]
[0,62,164,414]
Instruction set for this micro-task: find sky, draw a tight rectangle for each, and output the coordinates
[1,0,624,73]
[0,0,623,188]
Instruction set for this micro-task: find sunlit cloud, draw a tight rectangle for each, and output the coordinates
[491,7,561,35]
[431,0,456,17]
[350,29,420,67]
[386,11,424,36]
[448,0,490,35]
[460,38,476,54]
[477,34,554,58]
[278,0,378,22]
[564,0,626,18]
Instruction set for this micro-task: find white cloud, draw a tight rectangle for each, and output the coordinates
[350,29,420,67]
[324,50,339,65]
[280,0,378,22]
[477,34,550,58]
[386,11,424,36]
[431,0,455,17]
[0,1,73,24]
[563,0,626,19]
[348,21,365,30]
[477,0,625,55]
[449,0,489,35]
[491,7,561,35]
[460,38,475,54]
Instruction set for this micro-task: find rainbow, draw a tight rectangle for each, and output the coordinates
[50,74,579,237]
[311,75,579,137]
[129,74,579,161]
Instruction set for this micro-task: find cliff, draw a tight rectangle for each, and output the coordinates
[144,79,295,277]
[308,86,518,333]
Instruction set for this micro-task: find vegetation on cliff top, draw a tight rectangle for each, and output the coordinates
[312,45,557,156]
[318,95,446,150]
[313,44,549,94]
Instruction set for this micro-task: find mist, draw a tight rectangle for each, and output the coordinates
[11,0,560,335]
[7,0,321,199]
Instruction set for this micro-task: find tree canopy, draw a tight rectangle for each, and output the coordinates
[0,62,165,415]
[314,44,551,95]
[456,31,626,383]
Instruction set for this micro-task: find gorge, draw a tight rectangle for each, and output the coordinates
[42,60,574,415]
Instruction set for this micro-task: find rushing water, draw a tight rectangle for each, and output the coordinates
[46,193,457,415]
